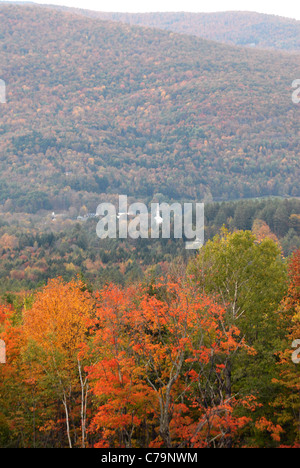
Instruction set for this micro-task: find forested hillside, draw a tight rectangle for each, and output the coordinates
[0,5,299,214]
[73,10,300,53]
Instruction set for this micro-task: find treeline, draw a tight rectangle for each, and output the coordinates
[0,198,300,294]
[86,11,300,52]
[1,228,300,448]
[205,198,300,255]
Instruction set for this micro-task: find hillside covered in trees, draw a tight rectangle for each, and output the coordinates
[70,10,300,53]
[0,4,299,214]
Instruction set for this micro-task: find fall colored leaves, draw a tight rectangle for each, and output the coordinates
[85,282,253,448]
[0,276,254,448]
[1,232,300,447]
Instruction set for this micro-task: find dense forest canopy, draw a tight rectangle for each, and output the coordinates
[0,5,299,214]
[0,197,299,295]
[1,228,300,448]
[63,9,300,53]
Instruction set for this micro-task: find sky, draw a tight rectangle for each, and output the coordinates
[3,0,300,20]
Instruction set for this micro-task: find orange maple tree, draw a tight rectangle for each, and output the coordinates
[85,278,256,448]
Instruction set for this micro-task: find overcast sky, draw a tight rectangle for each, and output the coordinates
[3,0,300,20]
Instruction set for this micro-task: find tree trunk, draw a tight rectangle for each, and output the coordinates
[224,359,232,448]
[159,387,172,448]
[62,393,72,449]
[78,359,88,448]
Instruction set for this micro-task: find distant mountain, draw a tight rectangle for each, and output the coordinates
[0,4,299,214]
[43,8,300,53]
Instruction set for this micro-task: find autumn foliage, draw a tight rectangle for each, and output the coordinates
[1,240,300,448]
[0,5,300,216]
[85,282,254,448]
[271,250,300,447]
[0,275,257,448]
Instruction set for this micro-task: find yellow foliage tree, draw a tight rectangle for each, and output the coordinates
[23,277,93,448]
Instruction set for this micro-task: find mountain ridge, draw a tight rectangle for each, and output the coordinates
[23,4,300,53]
[0,4,299,214]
